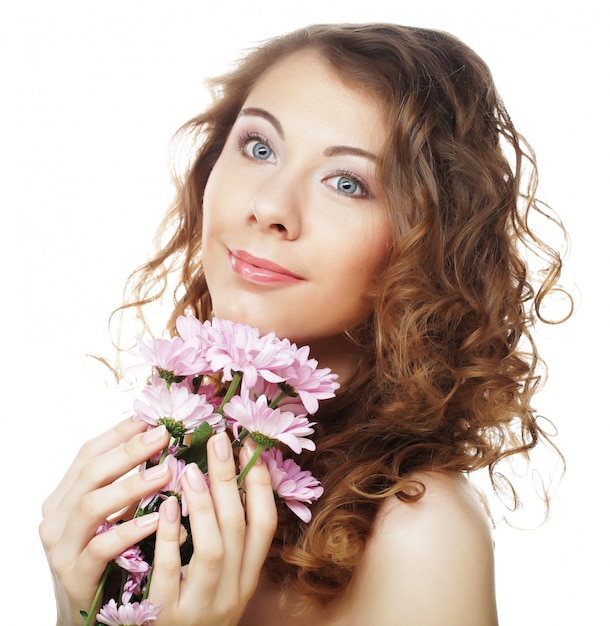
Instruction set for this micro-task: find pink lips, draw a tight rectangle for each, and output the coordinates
[229,249,304,285]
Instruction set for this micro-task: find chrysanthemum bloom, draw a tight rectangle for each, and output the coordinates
[224,394,316,453]
[276,345,339,414]
[176,314,214,345]
[97,599,162,626]
[92,527,153,605]
[115,544,150,577]
[249,378,308,415]
[262,448,324,523]
[114,544,151,603]
[134,335,210,384]
[206,318,296,389]
[139,455,189,516]
[133,383,220,437]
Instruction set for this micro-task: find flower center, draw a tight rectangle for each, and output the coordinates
[250,432,276,448]
[157,417,186,438]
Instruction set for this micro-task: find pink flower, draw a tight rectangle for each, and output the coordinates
[249,378,308,415]
[115,544,150,576]
[97,599,162,625]
[206,318,295,389]
[134,334,210,380]
[115,545,151,603]
[262,448,324,522]
[276,345,339,414]
[93,527,152,604]
[224,394,316,454]
[175,314,213,343]
[140,455,189,516]
[133,383,221,437]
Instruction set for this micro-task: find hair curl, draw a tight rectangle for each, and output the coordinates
[116,24,570,606]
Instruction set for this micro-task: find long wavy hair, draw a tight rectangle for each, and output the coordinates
[116,23,570,605]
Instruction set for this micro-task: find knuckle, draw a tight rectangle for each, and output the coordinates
[77,436,101,461]
[85,535,109,562]
[220,514,246,538]
[46,544,69,573]
[38,517,55,550]
[76,492,100,521]
[78,460,101,488]
[41,494,53,517]
[154,558,183,580]
[257,510,278,535]
[122,432,143,457]
[201,544,225,569]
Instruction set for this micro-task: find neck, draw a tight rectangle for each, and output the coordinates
[306,333,359,384]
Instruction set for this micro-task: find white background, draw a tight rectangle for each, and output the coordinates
[1,1,606,623]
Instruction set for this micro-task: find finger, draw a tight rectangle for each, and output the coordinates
[42,417,148,517]
[77,512,160,586]
[177,463,224,605]
[147,497,183,609]
[206,432,246,580]
[45,512,159,614]
[42,425,170,549]
[47,461,172,564]
[238,441,277,595]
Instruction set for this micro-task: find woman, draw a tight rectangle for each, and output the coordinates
[39,23,568,625]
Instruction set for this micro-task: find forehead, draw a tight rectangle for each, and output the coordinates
[242,51,387,148]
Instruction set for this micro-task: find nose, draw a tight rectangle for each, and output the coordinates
[248,168,302,240]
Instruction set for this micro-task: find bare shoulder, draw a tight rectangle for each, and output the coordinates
[341,472,498,626]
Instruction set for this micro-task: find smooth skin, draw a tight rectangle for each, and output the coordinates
[39,418,277,626]
[41,52,498,625]
[239,472,497,626]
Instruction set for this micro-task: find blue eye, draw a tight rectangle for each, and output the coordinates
[325,174,369,198]
[244,138,275,161]
[336,176,359,195]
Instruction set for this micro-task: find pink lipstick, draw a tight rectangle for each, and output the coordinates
[229,249,304,285]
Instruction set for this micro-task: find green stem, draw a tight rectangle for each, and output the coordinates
[83,562,112,625]
[268,390,287,409]
[237,443,264,486]
[217,372,242,414]
[142,563,154,600]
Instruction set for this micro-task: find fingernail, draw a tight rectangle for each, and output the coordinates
[164,496,180,522]
[186,463,207,492]
[142,463,169,481]
[143,425,167,444]
[135,512,159,528]
[213,432,231,461]
[244,438,263,465]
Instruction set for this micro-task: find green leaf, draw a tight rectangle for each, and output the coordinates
[176,422,214,472]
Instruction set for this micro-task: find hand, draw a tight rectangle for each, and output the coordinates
[39,417,171,626]
[147,432,278,626]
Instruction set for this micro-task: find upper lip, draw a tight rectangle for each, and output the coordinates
[231,249,304,279]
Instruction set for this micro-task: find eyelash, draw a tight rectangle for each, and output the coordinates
[324,170,371,199]
[238,131,275,161]
[236,130,372,199]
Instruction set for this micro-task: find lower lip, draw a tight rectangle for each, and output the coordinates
[229,251,303,286]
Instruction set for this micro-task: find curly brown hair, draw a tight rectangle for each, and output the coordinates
[116,23,570,605]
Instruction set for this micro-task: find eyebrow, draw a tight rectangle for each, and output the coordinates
[237,106,378,162]
[323,145,378,162]
[238,107,285,139]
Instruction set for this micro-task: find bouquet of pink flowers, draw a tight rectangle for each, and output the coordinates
[83,315,339,625]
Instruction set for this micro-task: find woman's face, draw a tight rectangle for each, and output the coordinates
[201,51,391,366]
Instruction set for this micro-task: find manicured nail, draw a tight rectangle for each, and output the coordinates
[135,512,159,528]
[143,425,167,444]
[164,496,180,522]
[213,432,231,461]
[186,463,207,492]
[142,463,169,481]
[244,439,263,465]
